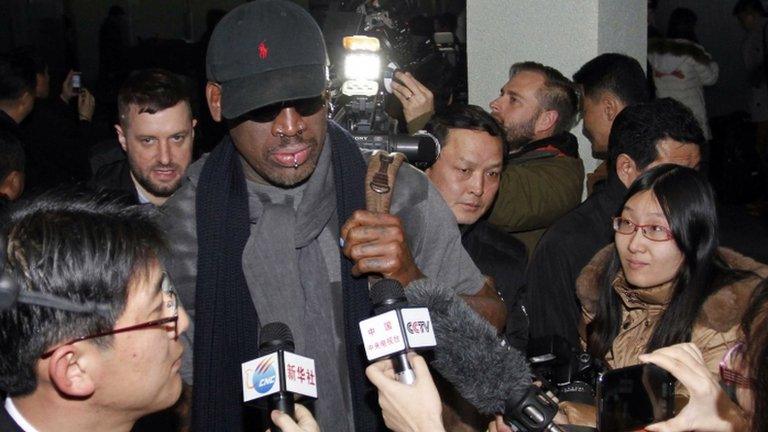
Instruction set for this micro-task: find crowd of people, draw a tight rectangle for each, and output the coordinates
[0,0,766,431]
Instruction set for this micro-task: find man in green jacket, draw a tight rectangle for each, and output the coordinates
[488,61,584,254]
[393,61,584,255]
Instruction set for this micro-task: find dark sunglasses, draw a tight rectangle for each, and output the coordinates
[242,95,326,123]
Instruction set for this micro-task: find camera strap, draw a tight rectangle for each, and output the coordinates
[365,150,407,213]
[364,150,407,287]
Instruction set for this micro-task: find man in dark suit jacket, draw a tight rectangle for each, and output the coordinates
[90,69,195,205]
[425,105,529,350]
[0,192,190,432]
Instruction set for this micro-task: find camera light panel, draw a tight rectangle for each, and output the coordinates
[344,53,381,81]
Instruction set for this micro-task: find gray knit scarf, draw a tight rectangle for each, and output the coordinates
[241,138,335,352]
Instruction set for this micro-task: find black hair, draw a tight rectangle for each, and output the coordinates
[10,46,47,75]
[434,12,457,33]
[0,189,167,396]
[108,5,126,16]
[667,8,699,43]
[427,104,507,161]
[608,98,704,168]
[743,278,768,432]
[587,165,757,359]
[0,130,25,180]
[0,53,37,102]
[573,53,649,106]
[508,61,580,135]
[117,68,192,127]
[733,0,766,16]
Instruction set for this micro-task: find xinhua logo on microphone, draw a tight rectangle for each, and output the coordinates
[252,357,277,393]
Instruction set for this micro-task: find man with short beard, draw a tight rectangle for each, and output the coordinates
[157,2,504,432]
[90,69,195,205]
[487,61,584,254]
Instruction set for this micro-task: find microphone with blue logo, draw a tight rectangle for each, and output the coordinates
[359,279,436,384]
[241,322,317,432]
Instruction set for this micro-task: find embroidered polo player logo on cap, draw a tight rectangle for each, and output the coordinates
[258,41,269,59]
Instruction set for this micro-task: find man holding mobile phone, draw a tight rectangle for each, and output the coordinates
[60,70,95,122]
[17,52,96,192]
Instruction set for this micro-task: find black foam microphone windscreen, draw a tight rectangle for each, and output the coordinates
[405,278,531,414]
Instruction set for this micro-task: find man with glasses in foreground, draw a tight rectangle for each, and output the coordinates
[158,1,504,431]
[0,191,189,432]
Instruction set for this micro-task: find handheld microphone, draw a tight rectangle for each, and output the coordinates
[405,279,564,432]
[359,278,436,385]
[241,322,317,432]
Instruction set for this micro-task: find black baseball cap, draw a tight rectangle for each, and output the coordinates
[206,0,328,119]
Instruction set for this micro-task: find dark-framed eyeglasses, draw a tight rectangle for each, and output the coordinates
[41,273,179,359]
[719,342,754,389]
[612,216,674,242]
[241,94,327,123]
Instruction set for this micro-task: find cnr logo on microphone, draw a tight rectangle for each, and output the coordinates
[242,353,281,402]
[252,357,277,393]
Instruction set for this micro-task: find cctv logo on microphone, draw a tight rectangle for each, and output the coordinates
[242,352,281,402]
[401,308,436,348]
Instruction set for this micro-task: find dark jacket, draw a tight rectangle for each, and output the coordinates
[488,132,584,255]
[0,403,24,432]
[525,174,626,349]
[461,219,528,350]
[21,98,93,193]
[0,110,21,140]
[158,121,485,432]
[88,157,140,204]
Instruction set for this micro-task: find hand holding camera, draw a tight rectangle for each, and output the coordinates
[390,71,434,125]
[639,343,748,432]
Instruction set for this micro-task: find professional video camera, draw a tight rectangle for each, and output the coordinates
[528,336,604,406]
[323,1,449,168]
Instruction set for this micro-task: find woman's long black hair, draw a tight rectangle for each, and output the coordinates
[587,165,753,359]
[667,7,699,43]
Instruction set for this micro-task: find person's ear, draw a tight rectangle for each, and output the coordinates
[616,153,641,188]
[206,82,223,122]
[603,96,624,122]
[535,109,559,135]
[191,118,197,142]
[47,345,96,398]
[18,91,35,120]
[115,124,127,151]
[0,171,24,201]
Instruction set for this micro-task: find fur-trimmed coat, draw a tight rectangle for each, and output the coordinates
[576,245,768,379]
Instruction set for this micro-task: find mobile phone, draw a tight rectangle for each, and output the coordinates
[597,363,676,431]
[71,72,82,93]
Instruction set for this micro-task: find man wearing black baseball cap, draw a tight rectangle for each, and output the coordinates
[158,1,504,431]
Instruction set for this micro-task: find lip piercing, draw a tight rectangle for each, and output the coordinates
[293,155,299,169]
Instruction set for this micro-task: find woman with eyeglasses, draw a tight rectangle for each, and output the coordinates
[575,165,767,400]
